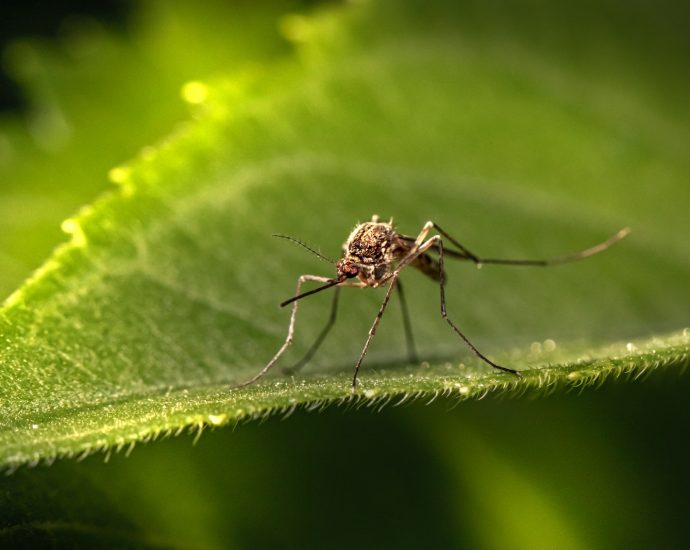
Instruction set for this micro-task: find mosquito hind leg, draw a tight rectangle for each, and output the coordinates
[426,222,630,267]
[428,222,482,263]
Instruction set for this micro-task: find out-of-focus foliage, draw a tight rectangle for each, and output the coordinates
[0,0,303,299]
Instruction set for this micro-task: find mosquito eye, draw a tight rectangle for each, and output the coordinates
[338,260,359,278]
[343,264,359,278]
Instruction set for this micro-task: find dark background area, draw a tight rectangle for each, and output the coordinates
[0,0,132,113]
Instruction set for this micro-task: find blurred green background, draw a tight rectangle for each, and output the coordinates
[1,1,688,548]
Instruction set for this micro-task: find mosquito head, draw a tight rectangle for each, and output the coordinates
[336,258,360,279]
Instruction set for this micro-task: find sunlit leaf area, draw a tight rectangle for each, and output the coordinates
[0,1,688,548]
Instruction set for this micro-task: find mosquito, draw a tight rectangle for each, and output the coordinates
[233,215,630,393]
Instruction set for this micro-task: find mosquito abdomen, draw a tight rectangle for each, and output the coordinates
[412,253,442,281]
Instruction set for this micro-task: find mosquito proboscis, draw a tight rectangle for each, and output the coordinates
[232,216,630,393]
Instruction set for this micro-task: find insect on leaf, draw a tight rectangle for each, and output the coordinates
[0,0,689,471]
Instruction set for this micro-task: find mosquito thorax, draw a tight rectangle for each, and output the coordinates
[340,218,410,286]
[344,220,396,264]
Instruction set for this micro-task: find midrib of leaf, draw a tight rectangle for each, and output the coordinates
[2,332,688,470]
[1,0,689,470]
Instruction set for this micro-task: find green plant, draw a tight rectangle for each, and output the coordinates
[1,1,688,548]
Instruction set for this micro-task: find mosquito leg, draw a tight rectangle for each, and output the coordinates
[414,221,434,246]
[435,235,520,376]
[231,274,334,389]
[352,215,535,391]
[283,286,341,375]
[350,222,437,392]
[423,222,630,267]
[351,277,399,393]
[430,222,481,263]
[395,280,418,363]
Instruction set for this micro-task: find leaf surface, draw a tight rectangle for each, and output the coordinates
[1,0,689,470]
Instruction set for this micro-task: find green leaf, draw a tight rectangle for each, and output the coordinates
[1,0,689,472]
[0,0,296,299]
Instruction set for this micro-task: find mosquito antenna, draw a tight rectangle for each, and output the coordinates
[272,234,335,264]
[479,227,631,266]
[280,279,342,307]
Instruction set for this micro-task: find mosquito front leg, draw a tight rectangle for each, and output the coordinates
[435,235,520,376]
[284,286,341,375]
[351,223,436,391]
[231,274,334,389]
[351,277,399,392]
